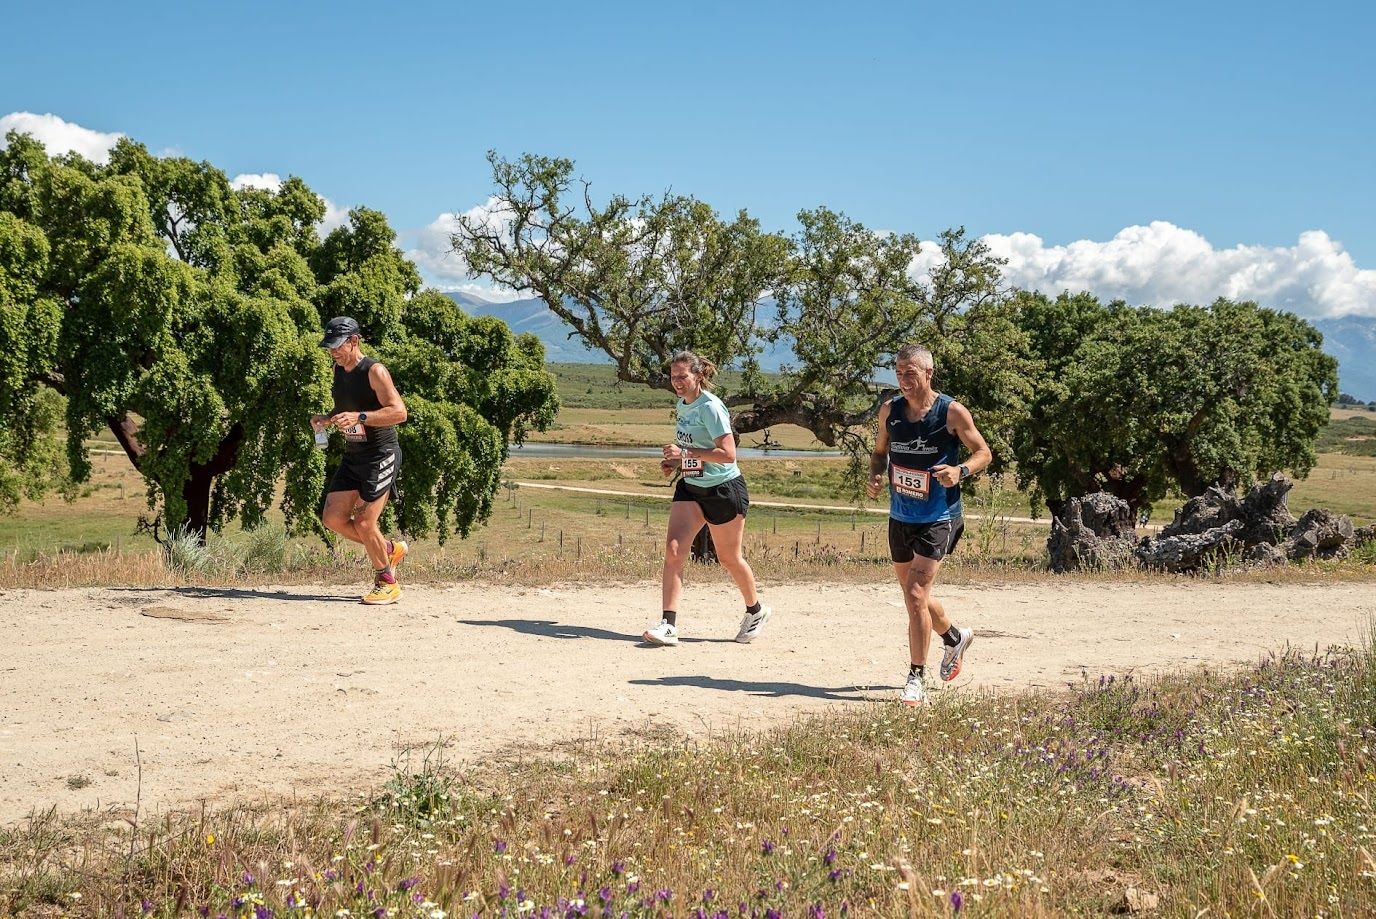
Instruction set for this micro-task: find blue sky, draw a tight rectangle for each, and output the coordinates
[3,0,1374,316]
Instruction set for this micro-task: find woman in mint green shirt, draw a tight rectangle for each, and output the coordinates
[642,351,772,647]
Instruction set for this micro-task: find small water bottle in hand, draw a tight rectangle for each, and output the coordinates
[313,418,330,449]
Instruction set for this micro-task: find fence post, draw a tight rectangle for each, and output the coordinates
[860,531,866,552]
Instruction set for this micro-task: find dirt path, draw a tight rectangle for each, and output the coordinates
[2,580,1372,824]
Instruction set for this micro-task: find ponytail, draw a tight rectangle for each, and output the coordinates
[670,350,716,389]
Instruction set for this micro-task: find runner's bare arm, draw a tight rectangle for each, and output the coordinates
[930,401,992,487]
[867,401,892,499]
[664,432,737,464]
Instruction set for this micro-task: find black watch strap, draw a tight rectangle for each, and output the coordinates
[958,463,970,481]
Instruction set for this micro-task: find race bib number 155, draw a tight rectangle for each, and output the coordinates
[890,464,931,500]
[681,455,705,477]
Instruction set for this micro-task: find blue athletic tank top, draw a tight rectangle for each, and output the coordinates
[886,393,962,524]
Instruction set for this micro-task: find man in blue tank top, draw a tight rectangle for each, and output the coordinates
[310,316,410,605]
[866,344,992,705]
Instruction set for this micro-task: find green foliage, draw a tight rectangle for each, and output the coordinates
[0,132,557,543]
[1010,292,1338,513]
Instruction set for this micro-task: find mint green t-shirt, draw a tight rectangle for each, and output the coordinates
[675,390,740,489]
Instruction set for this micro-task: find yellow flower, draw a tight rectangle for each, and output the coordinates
[206,833,216,846]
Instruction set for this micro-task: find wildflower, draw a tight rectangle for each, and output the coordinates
[809,904,825,919]
[495,840,509,854]
[761,840,775,855]
[206,833,216,846]
[243,872,256,886]
[611,862,625,876]
[399,878,419,893]
[950,890,964,913]
[823,848,837,866]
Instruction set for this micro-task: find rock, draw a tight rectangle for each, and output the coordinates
[1112,887,1160,914]
[1287,508,1356,560]
[1236,473,1297,545]
[1245,542,1288,567]
[1354,524,1376,545]
[1158,485,1241,539]
[1135,519,1243,571]
[1047,492,1138,572]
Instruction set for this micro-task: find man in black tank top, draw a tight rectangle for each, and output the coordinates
[866,344,992,705]
[311,316,410,605]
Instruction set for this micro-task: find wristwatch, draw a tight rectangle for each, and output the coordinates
[358,412,368,424]
[958,464,970,481]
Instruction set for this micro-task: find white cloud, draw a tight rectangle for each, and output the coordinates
[404,197,528,301]
[0,111,123,163]
[975,221,1376,319]
[229,172,283,192]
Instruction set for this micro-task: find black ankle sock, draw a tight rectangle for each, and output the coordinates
[663,610,677,626]
[910,663,925,678]
[746,602,761,615]
[942,625,962,647]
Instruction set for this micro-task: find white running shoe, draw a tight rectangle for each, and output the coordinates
[734,604,773,643]
[643,620,679,646]
[900,671,927,706]
[939,627,975,681]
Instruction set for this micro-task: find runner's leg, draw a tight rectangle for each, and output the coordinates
[707,514,759,607]
[662,499,707,614]
[351,492,392,570]
[322,490,365,544]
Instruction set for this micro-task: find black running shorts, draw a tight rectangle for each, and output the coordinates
[888,517,964,563]
[329,444,402,503]
[673,475,750,525]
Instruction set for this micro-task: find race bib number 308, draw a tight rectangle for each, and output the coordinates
[342,423,368,443]
[890,464,931,500]
[681,455,705,477]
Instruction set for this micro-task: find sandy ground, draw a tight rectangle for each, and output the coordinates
[2,579,1373,825]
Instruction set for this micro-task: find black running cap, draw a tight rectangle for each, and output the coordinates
[320,316,361,348]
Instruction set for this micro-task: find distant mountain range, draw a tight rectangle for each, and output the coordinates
[446,291,1376,401]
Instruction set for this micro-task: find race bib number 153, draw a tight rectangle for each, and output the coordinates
[890,464,931,500]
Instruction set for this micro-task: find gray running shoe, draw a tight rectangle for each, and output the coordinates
[734,605,773,643]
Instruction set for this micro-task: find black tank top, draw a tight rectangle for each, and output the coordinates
[331,357,398,454]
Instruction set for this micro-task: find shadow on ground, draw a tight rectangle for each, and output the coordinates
[628,675,896,701]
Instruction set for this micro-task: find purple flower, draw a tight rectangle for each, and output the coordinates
[655,888,673,903]
[761,840,775,855]
[766,910,782,919]
[254,907,274,919]
[611,861,625,876]
[324,869,338,882]
[950,890,964,913]
[495,839,509,854]
[566,854,577,866]
[625,881,640,896]
[703,889,715,902]
[198,907,210,918]
[242,872,254,886]
[823,848,837,865]
[355,881,365,896]
[499,884,510,900]
[828,869,841,882]
[399,877,419,892]
[809,904,825,919]
[364,860,376,874]
[599,887,613,903]
[413,893,424,904]
[142,899,154,914]
[373,909,387,919]
[231,897,246,910]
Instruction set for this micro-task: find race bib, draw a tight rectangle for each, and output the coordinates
[681,454,705,478]
[342,423,368,443]
[890,464,931,500]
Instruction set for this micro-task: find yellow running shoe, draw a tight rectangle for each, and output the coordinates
[388,538,409,570]
[363,577,401,605]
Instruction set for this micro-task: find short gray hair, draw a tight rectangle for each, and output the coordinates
[895,344,933,369]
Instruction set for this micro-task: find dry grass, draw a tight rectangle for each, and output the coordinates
[4,638,1374,917]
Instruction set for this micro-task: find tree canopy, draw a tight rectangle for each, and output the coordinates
[1009,292,1338,514]
[453,152,1337,512]
[0,132,557,541]
[452,152,1035,476]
